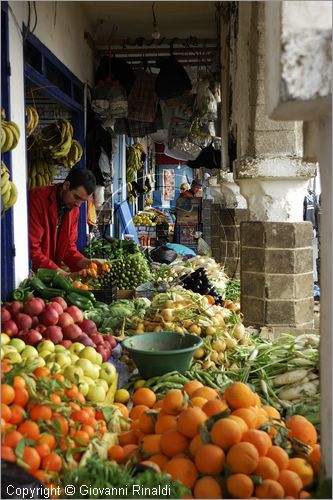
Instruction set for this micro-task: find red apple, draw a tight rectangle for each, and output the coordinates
[35,324,47,334]
[31,316,39,328]
[96,345,109,362]
[51,297,67,310]
[104,335,117,349]
[39,307,59,326]
[26,329,43,346]
[35,297,45,308]
[3,319,18,337]
[22,297,44,317]
[7,301,23,317]
[60,340,72,348]
[78,319,97,336]
[62,324,82,341]
[65,305,84,324]
[90,333,104,345]
[57,312,74,329]
[16,329,29,341]
[47,301,63,315]
[44,325,63,344]
[14,313,33,331]
[1,307,11,323]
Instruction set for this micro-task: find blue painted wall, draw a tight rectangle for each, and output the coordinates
[155,164,193,208]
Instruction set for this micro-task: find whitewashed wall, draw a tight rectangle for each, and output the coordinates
[7,1,94,285]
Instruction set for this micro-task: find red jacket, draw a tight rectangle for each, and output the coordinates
[29,184,85,272]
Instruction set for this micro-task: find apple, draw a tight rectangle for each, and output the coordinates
[75,358,100,379]
[79,346,100,364]
[2,345,18,355]
[57,312,74,329]
[39,307,59,326]
[62,324,82,341]
[1,307,11,323]
[95,351,103,365]
[25,356,45,368]
[38,350,53,359]
[54,344,66,353]
[54,353,71,367]
[96,378,108,392]
[35,324,47,334]
[7,301,23,317]
[14,313,32,331]
[104,335,117,349]
[78,380,90,396]
[82,375,95,386]
[3,320,18,337]
[1,333,11,345]
[66,305,84,324]
[90,333,104,346]
[31,316,39,328]
[1,350,4,360]
[96,345,110,362]
[87,384,106,403]
[69,353,79,363]
[77,334,96,347]
[9,338,26,353]
[26,330,43,346]
[47,301,63,315]
[37,340,55,353]
[46,362,61,373]
[21,345,39,359]
[44,326,63,344]
[99,362,117,385]
[60,340,72,348]
[78,319,97,336]
[44,353,56,363]
[64,365,84,382]
[22,297,44,317]
[69,342,85,355]
[51,297,67,310]
[16,329,29,341]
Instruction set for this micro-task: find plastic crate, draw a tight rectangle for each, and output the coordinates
[92,282,117,304]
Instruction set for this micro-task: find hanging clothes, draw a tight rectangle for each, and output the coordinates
[303,190,319,230]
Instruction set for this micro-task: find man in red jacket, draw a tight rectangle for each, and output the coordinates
[29,168,96,276]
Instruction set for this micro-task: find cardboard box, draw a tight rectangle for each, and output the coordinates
[116,289,137,299]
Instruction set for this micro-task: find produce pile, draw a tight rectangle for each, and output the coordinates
[133,209,169,226]
[84,238,140,260]
[1,114,21,153]
[105,381,321,499]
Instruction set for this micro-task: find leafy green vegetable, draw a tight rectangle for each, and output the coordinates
[224,278,241,301]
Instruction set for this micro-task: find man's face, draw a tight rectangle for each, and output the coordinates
[61,181,90,209]
[192,183,201,194]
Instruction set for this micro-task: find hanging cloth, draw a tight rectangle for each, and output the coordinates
[127,70,159,123]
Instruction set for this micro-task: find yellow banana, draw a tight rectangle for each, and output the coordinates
[6,181,18,209]
[2,182,12,206]
[1,127,6,149]
[2,123,13,152]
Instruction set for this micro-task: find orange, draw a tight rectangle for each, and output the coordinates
[285,415,317,446]
[193,476,222,499]
[3,430,23,449]
[224,382,255,409]
[177,407,207,438]
[123,444,139,460]
[211,417,242,450]
[232,408,257,429]
[160,429,189,458]
[42,452,62,472]
[113,403,129,419]
[132,388,156,408]
[51,414,69,436]
[300,491,311,498]
[118,430,138,446]
[226,473,254,498]
[34,366,50,378]
[149,453,169,470]
[33,469,46,483]
[308,444,321,474]
[255,479,285,498]
[287,458,314,487]
[229,415,249,434]
[17,421,40,441]
[1,445,16,462]
[33,443,51,459]
[278,470,303,498]
[138,411,158,434]
[194,444,225,474]
[226,442,260,474]
[8,405,25,425]
[262,405,281,420]
[30,405,52,421]
[72,430,90,445]
[1,384,15,405]
[13,376,26,389]
[191,386,218,401]
[163,457,197,489]
[155,414,178,434]
[108,445,125,464]
[23,446,41,472]
[81,424,95,438]
[141,434,162,456]
[241,429,272,456]
[129,404,150,420]
[190,397,208,409]
[254,456,280,480]
[1,403,11,422]
[266,446,289,471]
[182,380,204,397]
[153,400,164,410]
[202,398,228,417]
[162,390,188,415]
[39,434,56,451]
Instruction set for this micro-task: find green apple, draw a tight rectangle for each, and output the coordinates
[79,346,99,364]
[1,349,4,360]
[95,352,103,365]
[100,362,117,385]
[21,346,39,359]
[6,351,22,364]
[87,384,106,403]
[1,333,11,345]
[37,340,55,353]
[69,354,79,363]
[70,342,85,355]
[78,380,90,396]
[54,344,66,353]
[46,362,61,373]
[64,365,84,383]
[10,338,27,353]
[24,356,45,368]
[75,358,100,379]
[3,345,18,355]
[54,353,71,367]
[96,378,108,392]
[38,350,53,359]
[82,375,95,386]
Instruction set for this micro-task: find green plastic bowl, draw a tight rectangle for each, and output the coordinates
[121,332,203,378]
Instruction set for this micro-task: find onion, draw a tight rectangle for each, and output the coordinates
[161,309,174,322]
[202,360,215,369]
[193,347,205,359]
[210,351,219,362]
[164,300,175,309]
[225,337,238,349]
[205,327,216,336]
[233,323,245,340]
[188,325,201,335]
[212,339,226,352]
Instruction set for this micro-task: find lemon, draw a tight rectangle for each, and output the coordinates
[115,388,130,404]
[133,379,146,390]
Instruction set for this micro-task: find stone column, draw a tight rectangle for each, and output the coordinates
[265,0,332,480]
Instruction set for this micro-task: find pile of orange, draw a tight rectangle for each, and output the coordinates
[108,381,321,499]
[1,359,110,492]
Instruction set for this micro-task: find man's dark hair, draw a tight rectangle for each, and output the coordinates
[65,168,96,195]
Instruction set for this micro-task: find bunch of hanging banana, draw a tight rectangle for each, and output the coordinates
[127,182,136,204]
[126,143,144,183]
[1,119,20,153]
[26,105,39,137]
[62,139,83,168]
[27,145,56,190]
[37,119,73,160]
[1,162,18,210]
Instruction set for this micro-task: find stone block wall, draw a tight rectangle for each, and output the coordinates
[241,221,314,329]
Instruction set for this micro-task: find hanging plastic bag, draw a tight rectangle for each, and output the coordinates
[195,231,212,257]
[194,80,218,121]
[187,118,212,148]
[108,81,128,119]
[91,83,111,121]
[155,55,192,100]
[187,142,221,170]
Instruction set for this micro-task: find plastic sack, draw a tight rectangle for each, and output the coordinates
[108,81,128,119]
[196,232,212,257]
[187,142,221,170]
[187,118,212,149]
[155,56,192,99]
[194,80,218,121]
[166,243,196,256]
[1,461,48,499]
[150,245,177,264]
[167,137,201,161]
